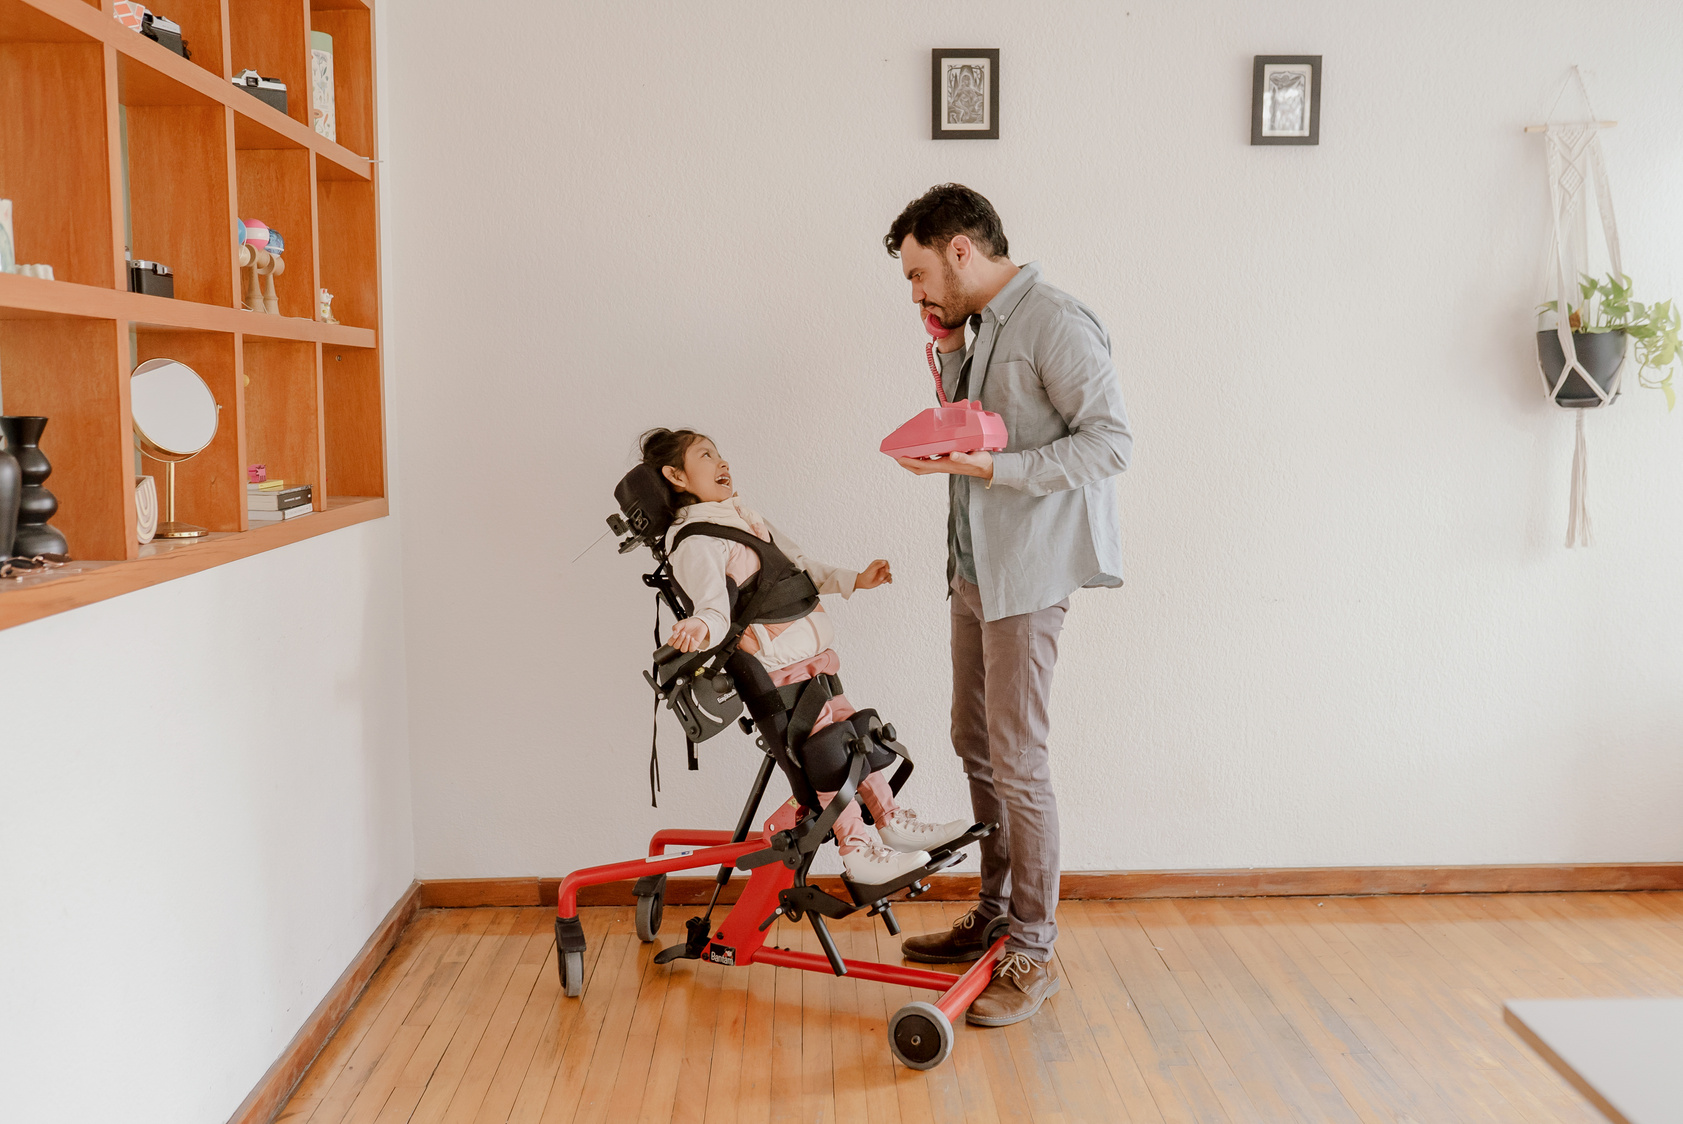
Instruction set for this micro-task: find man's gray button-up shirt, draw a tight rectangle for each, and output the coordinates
[936,262,1133,621]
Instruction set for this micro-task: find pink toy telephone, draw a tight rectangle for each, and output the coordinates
[879,313,1009,460]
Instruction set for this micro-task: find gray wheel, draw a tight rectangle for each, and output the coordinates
[889,1001,954,1070]
[559,950,585,998]
[635,888,664,943]
[982,914,1010,947]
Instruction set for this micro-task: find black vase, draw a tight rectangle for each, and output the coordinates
[0,444,18,561]
[0,416,69,558]
[1537,329,1626,408]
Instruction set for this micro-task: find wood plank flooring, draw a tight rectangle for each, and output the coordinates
[275,893,1683,1123]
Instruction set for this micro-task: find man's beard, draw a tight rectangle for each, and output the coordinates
[930,258,978,330]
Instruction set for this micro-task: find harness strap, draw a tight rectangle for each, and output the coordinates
[745,673,844,728]
[798,743,872,855]
[648,593,663,807]
[785,674,843,754]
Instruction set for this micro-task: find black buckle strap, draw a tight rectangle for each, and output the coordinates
[785,674,844,754]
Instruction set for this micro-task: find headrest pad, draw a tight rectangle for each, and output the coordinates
[614,462,680,541]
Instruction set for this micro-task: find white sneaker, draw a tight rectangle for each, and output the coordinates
[842,841,932,884]
[877,808,971,854]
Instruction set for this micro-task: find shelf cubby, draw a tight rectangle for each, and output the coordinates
[242,334,321,513]
[123,98,237,306]
[0,317,132,560]
[228,0,308,129]
[307,1,370,157]
[0,0,382,624]
[0,35,120,288]
[321,341,380,497]
[152,0,227,79]
[316,165,373,329]
[235,145,315,317]
[135,326,243,532]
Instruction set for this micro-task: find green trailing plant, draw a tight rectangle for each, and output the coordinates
[1542,272,1679,410]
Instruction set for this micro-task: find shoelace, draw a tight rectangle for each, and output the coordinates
[996,951,1038,983]
[891,809,935,833]
[954,908,982,931]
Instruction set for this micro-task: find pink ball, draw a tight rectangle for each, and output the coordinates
[242,220,270,248]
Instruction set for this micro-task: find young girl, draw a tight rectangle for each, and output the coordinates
[641,427,969,883]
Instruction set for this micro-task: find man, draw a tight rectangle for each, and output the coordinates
[884,184,1131,1027]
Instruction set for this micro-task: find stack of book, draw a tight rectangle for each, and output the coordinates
[248,479,313,522]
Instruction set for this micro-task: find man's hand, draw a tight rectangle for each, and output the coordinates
[855,559,893,590]
[667,617,709,653]
[894,450,995,480]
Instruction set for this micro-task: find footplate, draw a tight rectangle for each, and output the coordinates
[925,821,995,865]
[838,822,995,907]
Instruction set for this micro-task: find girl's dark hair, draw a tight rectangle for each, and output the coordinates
[640,428,709,505]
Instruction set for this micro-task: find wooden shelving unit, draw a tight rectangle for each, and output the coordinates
[0,0,385,625]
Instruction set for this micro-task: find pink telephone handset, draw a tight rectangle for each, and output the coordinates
[879,313,1009,460]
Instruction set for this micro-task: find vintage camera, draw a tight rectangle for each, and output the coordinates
[231,69,287,114]
[128,260,174,299]
[140,13,190,59]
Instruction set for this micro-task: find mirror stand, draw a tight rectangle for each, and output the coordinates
[152,460,208,539]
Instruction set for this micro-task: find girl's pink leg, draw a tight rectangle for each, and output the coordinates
[815,791,876,854]
[856,772,900,824]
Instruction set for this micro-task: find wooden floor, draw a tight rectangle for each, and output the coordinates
[275,893,1683,1123]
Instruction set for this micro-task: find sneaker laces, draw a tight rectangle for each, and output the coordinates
[852,841,897,863]
[954,908,983,932]
[996,950,1038,983]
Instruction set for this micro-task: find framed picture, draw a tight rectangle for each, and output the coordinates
[1251,55,1321,145]
[932,48,999,140]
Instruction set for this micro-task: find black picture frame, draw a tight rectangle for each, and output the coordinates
[932,48,1000,140]
[1251,55,1321,145]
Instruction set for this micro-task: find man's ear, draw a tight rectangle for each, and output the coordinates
[948,234,973,268]
[662,465,683,488]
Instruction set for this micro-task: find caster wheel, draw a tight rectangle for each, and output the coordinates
[559,949,585,998]
[635,880,665,943]
[982,914,1010,947]
[889,1001,954,1070]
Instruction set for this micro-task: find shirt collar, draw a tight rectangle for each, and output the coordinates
[980,260,1040,326]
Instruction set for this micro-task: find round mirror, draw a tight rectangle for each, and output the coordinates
[132,358,218,462]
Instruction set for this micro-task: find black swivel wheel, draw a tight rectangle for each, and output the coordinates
[634,875,666,943]
[889,1001,954,1070]
[982,914,1010,947]
[558,948,585,998]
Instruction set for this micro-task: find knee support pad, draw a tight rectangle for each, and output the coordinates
[799,709,896,791]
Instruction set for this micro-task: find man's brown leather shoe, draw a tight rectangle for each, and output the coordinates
[900,907,991,963]
[966,951,1061,1026]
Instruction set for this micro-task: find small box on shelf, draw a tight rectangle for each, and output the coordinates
[127,259,174,298]
[232,70,288,115]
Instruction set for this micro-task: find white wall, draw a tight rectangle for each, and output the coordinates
[387,0,1683,882]
[0,521,415,1124]
[0,9,413,1124]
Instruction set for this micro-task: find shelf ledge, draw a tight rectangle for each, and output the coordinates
[0,497,388,631]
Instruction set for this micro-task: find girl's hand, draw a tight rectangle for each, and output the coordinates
[668,618,710,652]
[856,560,893,590]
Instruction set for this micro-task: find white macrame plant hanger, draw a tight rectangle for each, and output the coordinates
[1535,66,1623,547]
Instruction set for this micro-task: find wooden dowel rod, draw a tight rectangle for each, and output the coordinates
[1524,121,1617,132]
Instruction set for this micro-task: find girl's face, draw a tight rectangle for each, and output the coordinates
[663,438,733,503]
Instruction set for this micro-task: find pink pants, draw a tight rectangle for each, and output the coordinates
[770,651,900,854]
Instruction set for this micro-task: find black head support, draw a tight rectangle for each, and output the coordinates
[610,463,681,554]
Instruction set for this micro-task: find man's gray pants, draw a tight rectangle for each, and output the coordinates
[949,576,1067,960]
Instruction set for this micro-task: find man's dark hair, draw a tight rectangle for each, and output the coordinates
[884,183,1009,260]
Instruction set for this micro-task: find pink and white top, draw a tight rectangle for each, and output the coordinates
[664,498,860,675]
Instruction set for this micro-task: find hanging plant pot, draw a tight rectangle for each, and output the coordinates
[1537,329,1626,407]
